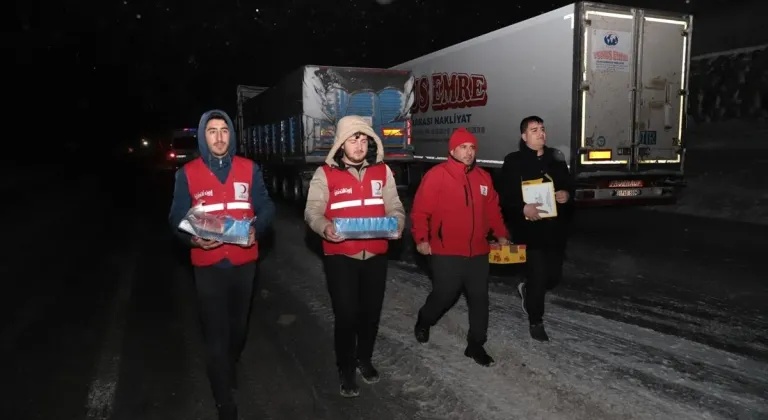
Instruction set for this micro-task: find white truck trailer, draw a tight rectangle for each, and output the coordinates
[392,2,693,203]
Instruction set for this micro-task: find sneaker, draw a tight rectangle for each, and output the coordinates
[338,368,360,397]
[517,282,528,315]
[356,359,380,384]
[529,323,549,342]
[216,403,238,420]
[414,323,430,344]
[464,344,495,367]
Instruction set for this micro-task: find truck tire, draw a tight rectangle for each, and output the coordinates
[293,175,304,202]
[270,176,280,198]
[301,178,310,201]
[281,177,292,200]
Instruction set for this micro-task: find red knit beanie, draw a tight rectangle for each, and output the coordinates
[448,127,477,151]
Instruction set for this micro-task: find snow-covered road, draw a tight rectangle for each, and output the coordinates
[647,121,768,225]
[262,211,768,420]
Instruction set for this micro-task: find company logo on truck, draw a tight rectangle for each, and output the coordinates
[412,72,488,114]
[603,33,619,46]
[593,29,629,71]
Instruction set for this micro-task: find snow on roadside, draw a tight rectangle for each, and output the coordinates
[647,172,768,225]
[685,121,768,151]
[646,121,768,225]
[263,213,768,420]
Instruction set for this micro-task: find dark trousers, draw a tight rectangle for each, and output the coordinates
[418,255,490,345]
[524,247,564,325]
[193,261,256,406]
[324,254,388,370]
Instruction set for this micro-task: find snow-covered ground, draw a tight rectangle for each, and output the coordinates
[649,44,768,224]
[685,120,768,151]
[262,212,768,420]
[646,120,768,225]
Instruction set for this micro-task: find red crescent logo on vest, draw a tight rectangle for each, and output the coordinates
[371,180,383,197]
[233,182,249,200]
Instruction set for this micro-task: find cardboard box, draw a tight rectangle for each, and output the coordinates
[489,244,527,264]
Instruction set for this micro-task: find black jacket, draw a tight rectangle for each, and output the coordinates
[499,145,573,249]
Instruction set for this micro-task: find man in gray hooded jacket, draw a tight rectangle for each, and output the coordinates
[304,115,405,397]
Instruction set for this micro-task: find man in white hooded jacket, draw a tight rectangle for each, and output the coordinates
[304,115,405,397]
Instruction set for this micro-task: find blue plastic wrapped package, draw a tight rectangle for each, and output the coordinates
[178,204,256,245]
[333,216,399,240]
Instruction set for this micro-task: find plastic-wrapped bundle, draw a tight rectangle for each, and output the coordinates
[333,216,399,239]
[178,205,255,245]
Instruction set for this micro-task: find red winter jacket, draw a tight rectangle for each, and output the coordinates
[410,157,509,257]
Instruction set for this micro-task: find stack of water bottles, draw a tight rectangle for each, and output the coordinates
[333,216,399,239]
[178,204,255,246]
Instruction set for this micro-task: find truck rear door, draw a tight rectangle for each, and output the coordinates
[635,11,690,166]
[580,6,635,168]
[578,4,691,172]
[338,88,412,156]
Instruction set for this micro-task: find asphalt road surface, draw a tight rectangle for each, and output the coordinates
[1,157,765,420]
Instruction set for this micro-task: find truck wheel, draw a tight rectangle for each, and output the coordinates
[270,176,280,197]
[281,177,292,200]
[301,178,310,201]
[293,176,303,202]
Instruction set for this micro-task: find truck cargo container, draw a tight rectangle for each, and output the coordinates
[391,2,693,203]
[236,65,415,201]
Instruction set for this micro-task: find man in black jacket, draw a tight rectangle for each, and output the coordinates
[500,115,572,341]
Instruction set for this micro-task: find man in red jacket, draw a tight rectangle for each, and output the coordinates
[410,127,510,366]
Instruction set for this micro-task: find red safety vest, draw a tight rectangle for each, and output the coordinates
[322,163,389,256]
[185,156,258,266]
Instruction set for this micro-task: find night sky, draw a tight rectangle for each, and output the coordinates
[14,0,721,148]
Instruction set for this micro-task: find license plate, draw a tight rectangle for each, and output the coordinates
[176,154,187,158]
[616,189,641,197]
[609,180,643,188]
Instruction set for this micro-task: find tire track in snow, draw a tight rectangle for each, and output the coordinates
[270,212,768,419]
[402,232,768,362]
[388,272,705,420]
[267,231,642,419]
[265,257,474,419]
[396,268,768,419]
